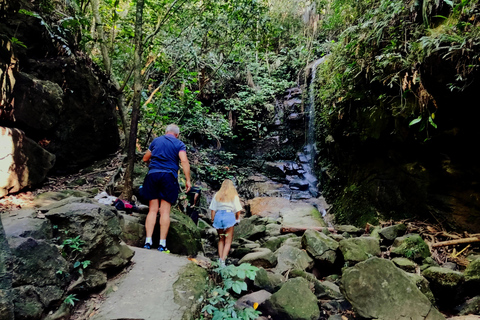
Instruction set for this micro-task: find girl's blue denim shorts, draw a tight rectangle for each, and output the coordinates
[213,210,236,229]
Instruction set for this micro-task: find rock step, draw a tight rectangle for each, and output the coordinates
[92,247,190,320]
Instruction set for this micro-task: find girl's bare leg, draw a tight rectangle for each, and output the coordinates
[217,228,225,260]
[221,226,234,260]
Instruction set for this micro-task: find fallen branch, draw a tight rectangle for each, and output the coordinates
[280,226,336,234]
[432,236,480,248]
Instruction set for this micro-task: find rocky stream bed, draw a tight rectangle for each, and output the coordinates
[1,152,480,320]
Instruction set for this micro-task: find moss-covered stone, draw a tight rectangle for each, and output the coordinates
[422,266,465,307]
[262,234,296,252]
[173,262,209,320]
[338,237,381,265]
[391,234,430,261]
[392,257,416,272]
[168,210,202,256]
[464,258,480,282]
[301,229,339,266]
[273,245,314,274]
[266,277,320,320]
[254,267,285,293]
[378,223,407,242]
[234,215,266,241]
[239,248,278,268]
[289,269,343,300]
[341,258,444,319]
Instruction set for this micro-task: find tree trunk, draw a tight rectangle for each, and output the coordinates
[91,0,130,148]
[122,0,145,200]
[431,236,480,248]
[280,226,337,234]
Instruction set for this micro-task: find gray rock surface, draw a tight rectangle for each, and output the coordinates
[341,258,445,320]
[92,247,199,320]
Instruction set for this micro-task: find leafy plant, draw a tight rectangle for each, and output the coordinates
[73,260,91,275]
[408,112,437,140]
[10,37,27,48]
[61,235,85,253]
[199,263,260,320]
[64,294,79,306]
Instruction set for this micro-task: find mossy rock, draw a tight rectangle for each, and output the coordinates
[173,262,208,320]
[391,234,430,261]
[168,210,202,256]
[265,277,320,320]
[254,267,285,293]
[338,237,381,265]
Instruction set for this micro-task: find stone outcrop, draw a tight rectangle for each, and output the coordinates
[341,258,445,320]
[0,1,120,197]
[118,208,202,256]
[0,127,55,197]
[263,277,320,320]
[1,195,134,319]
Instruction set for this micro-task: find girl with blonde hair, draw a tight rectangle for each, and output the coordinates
[209,179,242,266]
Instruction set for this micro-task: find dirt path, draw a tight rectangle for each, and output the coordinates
[90,246,191,320]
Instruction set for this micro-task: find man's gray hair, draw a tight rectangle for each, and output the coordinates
[165,124,180,135]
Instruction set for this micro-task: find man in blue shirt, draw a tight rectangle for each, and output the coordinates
[142,124,191,252]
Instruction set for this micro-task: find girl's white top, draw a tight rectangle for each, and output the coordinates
[209,194,242,213]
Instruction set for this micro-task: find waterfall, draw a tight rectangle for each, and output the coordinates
[299,57,326,199]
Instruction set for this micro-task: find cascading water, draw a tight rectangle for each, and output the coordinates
[296,57,326,199]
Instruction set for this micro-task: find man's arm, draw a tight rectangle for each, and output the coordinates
[143,150,152,163]
[179,151,191,192]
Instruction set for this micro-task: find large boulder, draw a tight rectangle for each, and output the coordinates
[0,127,55,197]
[341,258,445,320]
[43,200,134,270]
[264,277,320,320]
[11,58,120,171]
[2,196,135,319]
[168,210,202,256]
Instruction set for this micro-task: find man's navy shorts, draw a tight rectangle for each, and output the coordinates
[142,172,179,204]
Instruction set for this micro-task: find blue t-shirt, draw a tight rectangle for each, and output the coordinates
[148,134,186,178]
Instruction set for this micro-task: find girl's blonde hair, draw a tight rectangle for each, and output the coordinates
[215,179,238,203]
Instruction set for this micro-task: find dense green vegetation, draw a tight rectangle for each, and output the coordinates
[314,0,480,225]
[11,0,480,225]
[40,0,323,191]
